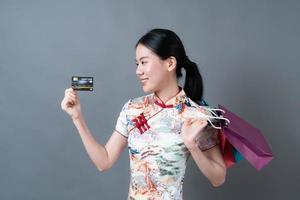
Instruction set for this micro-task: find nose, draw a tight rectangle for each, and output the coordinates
[136,64,143,76]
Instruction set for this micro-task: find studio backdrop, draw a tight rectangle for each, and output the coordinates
[0,0,299,199]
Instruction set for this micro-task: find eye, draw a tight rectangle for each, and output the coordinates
[141,61,147,65]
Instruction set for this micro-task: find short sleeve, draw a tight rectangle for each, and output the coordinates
[115,99,131,138]
[197,106,220,151]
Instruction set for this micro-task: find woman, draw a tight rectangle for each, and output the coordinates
[61,28,226,199]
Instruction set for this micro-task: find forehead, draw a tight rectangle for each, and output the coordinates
[135,44,157,60]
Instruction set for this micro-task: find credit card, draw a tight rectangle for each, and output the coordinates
[71,76,93,91]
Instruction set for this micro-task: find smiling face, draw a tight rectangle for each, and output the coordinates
[135,44,176,93]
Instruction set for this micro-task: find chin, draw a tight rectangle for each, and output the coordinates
[141,85,155,93]
[142,87,151,93]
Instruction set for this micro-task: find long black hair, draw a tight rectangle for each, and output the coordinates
[135,28,204,105]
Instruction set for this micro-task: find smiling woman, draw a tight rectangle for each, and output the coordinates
[134,29,204,104]
[61,28,226,200]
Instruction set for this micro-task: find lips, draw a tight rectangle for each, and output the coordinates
[140,78,148,82]
[140,78,149,84]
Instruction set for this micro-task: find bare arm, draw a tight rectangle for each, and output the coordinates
[72,114,128,172]
[182,119,226,187]
[188,144,226,187]
[61,88,128,172]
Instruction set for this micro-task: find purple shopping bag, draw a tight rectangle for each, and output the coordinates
[218,105,274,171]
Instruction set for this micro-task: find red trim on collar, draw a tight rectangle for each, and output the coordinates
[153,86,183,108]
[154,100,174,108]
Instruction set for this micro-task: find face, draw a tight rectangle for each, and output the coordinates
[135,44,175,93]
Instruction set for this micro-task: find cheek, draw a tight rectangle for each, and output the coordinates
[146,63,166,77]
[150,72,168,89]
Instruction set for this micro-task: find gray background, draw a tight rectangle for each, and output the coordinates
[0,0,299,199]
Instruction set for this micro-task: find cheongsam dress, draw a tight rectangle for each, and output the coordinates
[115,88,219,200]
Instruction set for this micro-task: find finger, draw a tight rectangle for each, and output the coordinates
[66,101,74,108]
[65,88,72,93]
[62,96,75,106]
[69,88,76,95]
[65,88,76,94]
[66,91,77,98]
[184,118,191,124]
[67,96,76,104]
[188,118,198,125]
[201,120,208,126]
[67,93,76,98]
[195,120,207,126]
[195,121,208,131]
[61,99,72,109]
[70,88,77,95]
[197,119,206,124]
[184,118,193,126]
[67,98,76,105]
[61,100,66,110]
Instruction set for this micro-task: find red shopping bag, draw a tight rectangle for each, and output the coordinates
[218,129,236,168]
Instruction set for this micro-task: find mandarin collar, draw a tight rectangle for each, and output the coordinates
[152,87,187,108]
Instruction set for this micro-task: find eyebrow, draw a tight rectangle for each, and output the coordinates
[135,56,149,62]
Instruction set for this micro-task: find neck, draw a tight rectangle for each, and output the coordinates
[154,83,180,103]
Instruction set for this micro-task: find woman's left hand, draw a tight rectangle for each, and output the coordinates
[181,118,208,150]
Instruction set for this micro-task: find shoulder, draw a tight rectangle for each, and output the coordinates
[120,93,154,113]
[183,96,201,108]
[184,96,215,111]
[130,93,153,104]
[182,96,216,118]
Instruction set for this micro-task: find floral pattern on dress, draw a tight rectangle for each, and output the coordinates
[115,88,219,200]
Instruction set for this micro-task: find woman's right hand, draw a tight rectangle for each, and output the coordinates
[61,88,82,120]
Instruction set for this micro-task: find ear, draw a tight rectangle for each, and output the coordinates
[166,56,177,72]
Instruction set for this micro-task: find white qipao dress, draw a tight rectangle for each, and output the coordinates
[115,88,219,200]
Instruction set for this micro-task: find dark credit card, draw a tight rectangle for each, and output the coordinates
[71,76,93,91]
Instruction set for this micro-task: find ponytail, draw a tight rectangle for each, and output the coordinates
[183,57,204,104]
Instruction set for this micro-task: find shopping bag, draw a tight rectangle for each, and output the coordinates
[218,104,274,171]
